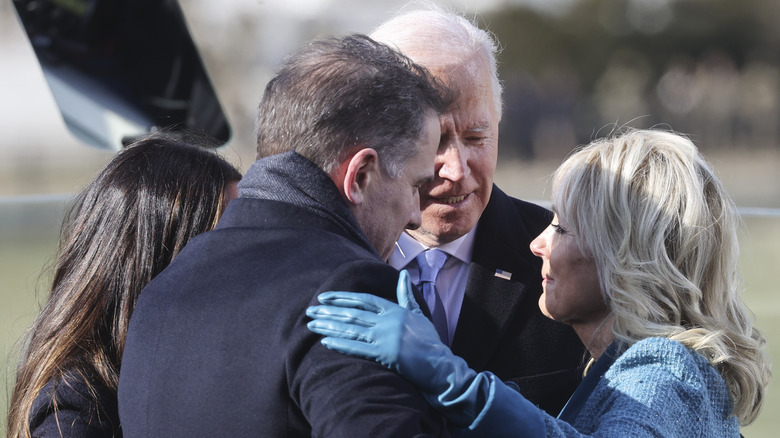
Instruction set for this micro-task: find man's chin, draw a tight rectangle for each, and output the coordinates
[407,220,474,246]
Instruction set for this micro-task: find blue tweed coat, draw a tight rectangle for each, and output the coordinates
[457,337,739,437]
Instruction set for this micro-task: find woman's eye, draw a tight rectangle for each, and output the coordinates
[551,223,566,235]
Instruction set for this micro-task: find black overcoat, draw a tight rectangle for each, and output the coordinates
[118,153,447,438]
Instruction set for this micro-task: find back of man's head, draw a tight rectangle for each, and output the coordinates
[256,34,450,178]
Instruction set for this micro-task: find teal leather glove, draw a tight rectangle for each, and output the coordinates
[306,270,488,426]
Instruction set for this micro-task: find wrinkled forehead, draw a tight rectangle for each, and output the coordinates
[411,49,490,84]
[433,55,499,126]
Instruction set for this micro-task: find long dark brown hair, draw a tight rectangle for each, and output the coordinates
[7,134,241,438]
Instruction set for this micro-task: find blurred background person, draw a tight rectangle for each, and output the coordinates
[308,128,771,437]
[7,134,241,438]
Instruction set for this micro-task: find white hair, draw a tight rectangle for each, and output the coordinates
[370,2,503,117]
[553,128,770,425]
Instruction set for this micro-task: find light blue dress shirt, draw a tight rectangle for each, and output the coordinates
[388,227,478,345]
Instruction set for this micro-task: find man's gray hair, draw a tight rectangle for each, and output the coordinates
[370,3,503,118]
[255,34,452,177]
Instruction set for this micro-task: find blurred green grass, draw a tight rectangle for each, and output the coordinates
[738,216,780,437]
[2,201,64,433]
[1,202,778,436]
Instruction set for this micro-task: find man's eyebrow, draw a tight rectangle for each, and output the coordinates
[465,122,491,132]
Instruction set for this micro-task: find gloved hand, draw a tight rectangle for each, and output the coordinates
[306,270,487,426]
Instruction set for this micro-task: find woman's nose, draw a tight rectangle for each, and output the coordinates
[530,227,550,258]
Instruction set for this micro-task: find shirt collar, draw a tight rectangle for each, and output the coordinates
[388,225,478,270]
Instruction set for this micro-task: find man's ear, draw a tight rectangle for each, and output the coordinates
[341,148,379,205]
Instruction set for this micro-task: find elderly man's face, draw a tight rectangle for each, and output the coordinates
[407,52,499,246]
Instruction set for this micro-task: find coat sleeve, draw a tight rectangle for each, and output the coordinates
[292,260,450,438]
[30,375,120,438]
[454,339,738,438]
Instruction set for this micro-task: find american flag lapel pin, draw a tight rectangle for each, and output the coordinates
[494,269,512,280]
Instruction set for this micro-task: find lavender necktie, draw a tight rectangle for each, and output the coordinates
[415,249,449,345]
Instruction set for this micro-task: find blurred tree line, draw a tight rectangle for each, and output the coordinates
[484,0,780,160]
[4,0,778,164]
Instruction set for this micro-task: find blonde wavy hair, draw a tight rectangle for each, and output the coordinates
[552,128,770,425]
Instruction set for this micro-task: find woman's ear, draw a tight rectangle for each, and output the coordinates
[342,148,379,205]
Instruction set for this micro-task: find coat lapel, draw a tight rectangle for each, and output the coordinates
[448,185,548,370]
[451,261,528,370]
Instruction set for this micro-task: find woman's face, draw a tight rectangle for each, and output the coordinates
[529,214,608,328]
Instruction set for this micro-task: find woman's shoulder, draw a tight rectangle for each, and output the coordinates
[587,338,737,436]
[613,337,712,374]
[608,338,734,420]
[606,337,724,387]
[30,370,120,438]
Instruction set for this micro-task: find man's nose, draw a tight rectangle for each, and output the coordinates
[437,140,470,181]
